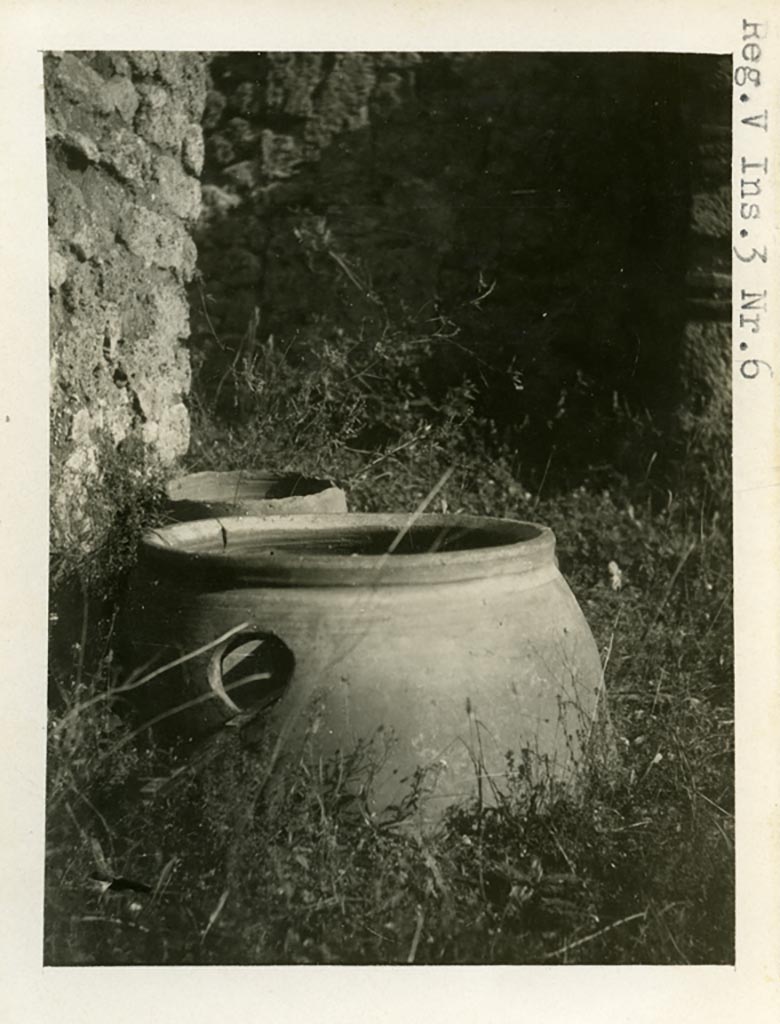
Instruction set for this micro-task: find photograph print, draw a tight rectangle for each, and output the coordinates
[45,49,734,966]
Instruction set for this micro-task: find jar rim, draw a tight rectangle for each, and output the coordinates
[141,513,558,587]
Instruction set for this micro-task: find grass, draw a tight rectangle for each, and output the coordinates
[45,458,733,965]
[47,295,732,964]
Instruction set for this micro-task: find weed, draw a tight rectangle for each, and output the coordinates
[47,282,732,964]
[45,470,732,964]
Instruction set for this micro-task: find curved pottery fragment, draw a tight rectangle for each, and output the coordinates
[165,470,347,521]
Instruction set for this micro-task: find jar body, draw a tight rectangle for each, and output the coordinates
[121,515,607,819]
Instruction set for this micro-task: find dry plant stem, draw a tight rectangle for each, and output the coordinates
[53,621,252,732]
[546,824,577,874]
[75,577,89,692]
[642,540,696,641]
[356,434,429,480]
[600,608,622,678]
[406,905,425,964]
[708,813,734,852]
[542,910,648,961]
[385,466,455,555]
[327,247,374,299]
[201,706,294,835]
[77,915,150,934]
[201,889,230,944]
[542,901,684,961]
[51,671,269,812]
[64,801,86,844]
[532,448,554,509]
[153,857,179,901]
[68,782,113,849]
[141,738,227,804]
[103,673,270,758]
[212,308,260,412]
[657,905,690,964]
[195,274,225,352]
[696,790,733,820]
[214,342,245,411]
[700,582,733,641]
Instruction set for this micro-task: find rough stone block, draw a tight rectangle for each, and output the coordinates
[691,187,731,239]
[203,89,227,131]
[182,124,205,176]
[49,248,69,291]
[107,53,131,77]
[222,160,258,190]
[60,129,101,163]
[52,313,104,394]
[52,53,112,115]
[265,53,325,117]
[127,51,159,78]
[119,205,194,275]
[209,132,236,168]
[181,236,199,281]
[99,127,152,184]
[137,88,190,152]
[143,400,190,461]
[149,280,191,342]
[259,130,303,180]
[104,75,140,123]
[199,184,242,223]
[154,154,202,221]
[53,181,104,259]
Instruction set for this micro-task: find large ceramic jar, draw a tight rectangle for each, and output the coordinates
[164,470,347,521]
[121,514,608,820]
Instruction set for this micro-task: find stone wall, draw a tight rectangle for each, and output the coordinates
[677,56,732,490]
[46,50,731,555]
[192,52,730,484]
[46,51,208,557]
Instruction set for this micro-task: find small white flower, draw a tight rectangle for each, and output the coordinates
[608,560,623,591]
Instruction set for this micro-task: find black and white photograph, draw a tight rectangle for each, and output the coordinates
[1,0,778,1020]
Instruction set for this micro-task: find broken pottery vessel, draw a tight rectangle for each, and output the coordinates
[164,470,347,521]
